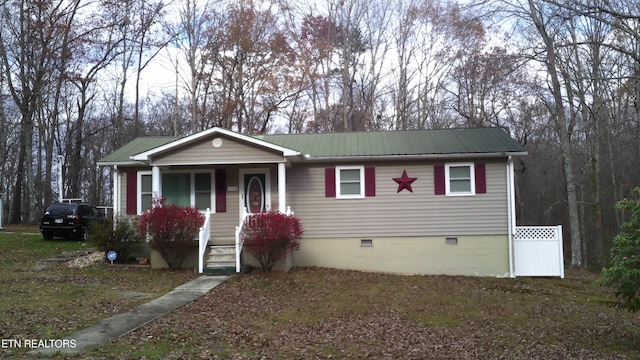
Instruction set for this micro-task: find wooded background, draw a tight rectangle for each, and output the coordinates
[1,0,638,270]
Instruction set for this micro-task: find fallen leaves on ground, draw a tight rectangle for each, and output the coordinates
[90,268,640,359]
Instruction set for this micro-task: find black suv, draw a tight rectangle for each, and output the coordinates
[40,203,103,241]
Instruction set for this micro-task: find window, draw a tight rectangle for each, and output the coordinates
[194,173,212,210]
[162,173,191,207]
[134,171,215,214]
[445,163,475,195]
[434,163,486,196]
[162,172,213,211]
[138,172,153,213]
[336,166,365,199]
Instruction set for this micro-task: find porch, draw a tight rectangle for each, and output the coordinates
[197,205,294,274]
[140,162,291,274]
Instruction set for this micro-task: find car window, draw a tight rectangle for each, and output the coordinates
[45,204,76,216]
[85,206,95,217]
[80,205,92,216]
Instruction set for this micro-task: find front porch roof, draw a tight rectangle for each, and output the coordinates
[131,127,300,161]
[97,137,179,166]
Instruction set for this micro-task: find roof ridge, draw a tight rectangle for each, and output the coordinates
[262,127,504,137]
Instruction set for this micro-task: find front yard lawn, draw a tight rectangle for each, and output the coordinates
[0,227,197,359]
[1,226,639,359]
[97,272,639,359]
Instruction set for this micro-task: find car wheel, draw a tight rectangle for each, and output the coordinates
[42,231,53,241]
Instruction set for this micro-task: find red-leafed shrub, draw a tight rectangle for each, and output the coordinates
[241,211,304,272]
[137,197,204,270]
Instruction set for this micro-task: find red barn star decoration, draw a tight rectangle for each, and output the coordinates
[393,169,417,193]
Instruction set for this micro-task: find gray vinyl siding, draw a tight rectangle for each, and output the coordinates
[287,160,508,238]
[117,160,506,240]
[151,135,285,166]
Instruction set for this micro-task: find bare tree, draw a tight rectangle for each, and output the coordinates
[397,0,467,130]
[64,1,126,199]
[209,0,301,134]
[165,0,215,133]
[131,0,169,136]
[0,0,80,222]
[525,0,583,267]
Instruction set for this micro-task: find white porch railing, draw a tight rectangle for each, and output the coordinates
[197,208,212,274]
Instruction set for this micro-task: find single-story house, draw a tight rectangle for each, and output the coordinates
[97,126,553,277]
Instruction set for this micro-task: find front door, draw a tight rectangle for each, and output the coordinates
[242,172,269,214]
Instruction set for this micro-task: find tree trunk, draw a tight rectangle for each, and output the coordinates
[10,119,29,223]
[528,0,583,267]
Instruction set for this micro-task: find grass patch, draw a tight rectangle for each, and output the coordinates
[404,313,461,327]
[0,231,87,269]
[129,340,174,359]
[0,230,198,359]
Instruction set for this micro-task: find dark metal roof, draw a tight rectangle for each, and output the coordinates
[98,127,526,165]
[261,127,525,158]
[97,137,179,164]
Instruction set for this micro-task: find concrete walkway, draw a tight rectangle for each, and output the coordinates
[32,275,228,356]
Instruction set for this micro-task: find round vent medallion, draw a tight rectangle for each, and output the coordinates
[211,138,222,148]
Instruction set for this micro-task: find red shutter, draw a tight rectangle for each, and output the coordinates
[325,168,336,197]
[475,162,486,194]
[215,169,227,212]
[434,164,445,195]
[126,172,137,214]
[365,167,376,197]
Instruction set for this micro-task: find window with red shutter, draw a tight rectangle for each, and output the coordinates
[435,162,486,196]
[326,166,375,198]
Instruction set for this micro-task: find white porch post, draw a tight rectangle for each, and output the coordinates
[278,162,286,213]
[152,166,161,199]
[507,156,516,278]
[112,166,120,218]
[58,155,64,203]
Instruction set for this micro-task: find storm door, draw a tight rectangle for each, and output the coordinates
[243,173,267,214]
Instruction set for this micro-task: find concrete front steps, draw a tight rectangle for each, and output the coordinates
[203,245,251,274]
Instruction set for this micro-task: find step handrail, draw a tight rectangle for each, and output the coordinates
[234,207,249,273]
[197,208,212,273]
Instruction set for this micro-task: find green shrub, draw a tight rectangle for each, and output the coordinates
[600,187,640,312]
[89,216,144,263]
